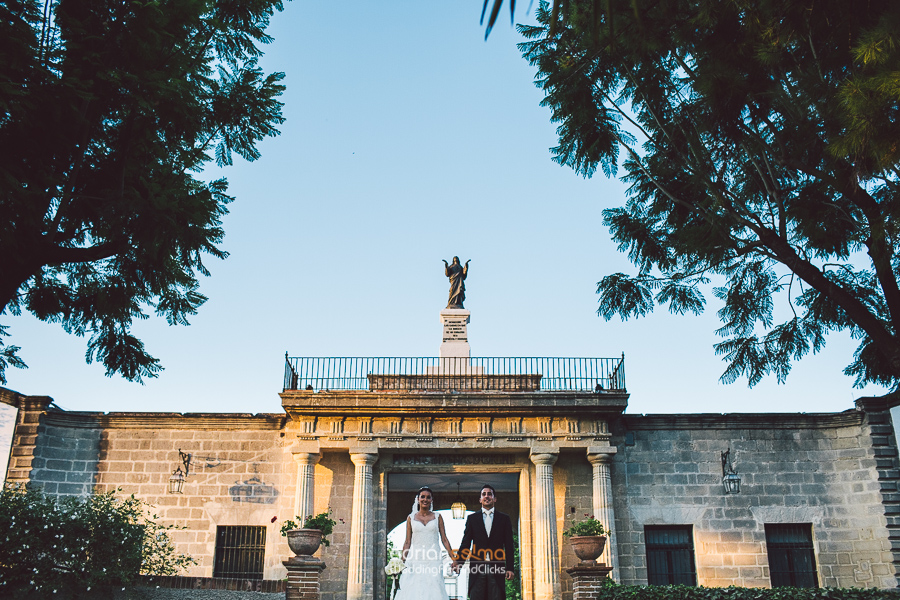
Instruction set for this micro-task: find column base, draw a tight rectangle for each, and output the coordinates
[283,557,326,600]
[566,564,613,600]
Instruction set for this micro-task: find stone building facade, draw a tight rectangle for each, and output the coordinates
[3,378,900,599]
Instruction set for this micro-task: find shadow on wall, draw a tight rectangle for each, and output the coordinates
[30,413,102,497]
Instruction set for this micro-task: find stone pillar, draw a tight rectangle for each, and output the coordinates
[587,448,619,581]
[293,452,321,521]
[347,452,378,600]
[566,564,613,600]
[530,452,560,600]
[284,556,326,600]
[5,394,52,484]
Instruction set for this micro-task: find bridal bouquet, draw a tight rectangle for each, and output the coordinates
[385,557,406,576]
[384,557,405,599]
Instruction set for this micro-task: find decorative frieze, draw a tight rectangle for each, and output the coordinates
[285,414,622,449]
[393,454,516,466]
[508,417,523,441]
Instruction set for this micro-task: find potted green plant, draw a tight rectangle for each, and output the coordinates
[279,510,337,556]
[562,514,608,563]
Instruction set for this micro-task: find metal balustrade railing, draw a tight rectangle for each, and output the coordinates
[283,355,625,392]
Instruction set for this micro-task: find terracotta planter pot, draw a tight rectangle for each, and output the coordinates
[570,535,607,562]
[286,528,323,556]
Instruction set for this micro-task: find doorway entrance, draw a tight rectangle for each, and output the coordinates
[385,473,520,600]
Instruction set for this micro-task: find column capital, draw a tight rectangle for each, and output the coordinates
[530,452,558,466]
[350,452,378,467]
[292,452,321,466]
[586,447,617,465]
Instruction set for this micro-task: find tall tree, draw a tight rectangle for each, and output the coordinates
[519,0,900,391]
[0,0,286,383]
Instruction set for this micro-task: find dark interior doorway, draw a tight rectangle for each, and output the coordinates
[386,472,519,533]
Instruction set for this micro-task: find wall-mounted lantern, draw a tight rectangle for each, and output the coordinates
[167,449,192,494]
[721,447,741,494]
[451,482,467,519]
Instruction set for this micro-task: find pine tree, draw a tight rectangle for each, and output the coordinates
[0,0,286,383]
[519,0,900,391]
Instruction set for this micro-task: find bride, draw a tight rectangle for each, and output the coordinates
[395,487,454,600]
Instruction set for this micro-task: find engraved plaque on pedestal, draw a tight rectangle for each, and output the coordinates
[439,308,470,358]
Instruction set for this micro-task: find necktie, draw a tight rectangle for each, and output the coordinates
[484,511,493,536]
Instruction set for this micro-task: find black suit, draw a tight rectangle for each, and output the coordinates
[456,510,515,600]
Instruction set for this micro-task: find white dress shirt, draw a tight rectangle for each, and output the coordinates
[482,508,494,536]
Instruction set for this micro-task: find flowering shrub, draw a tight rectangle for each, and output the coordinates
[278,510,337,546]
[0,484,194,596]
[563,514,607,538]
[596,585,899,600]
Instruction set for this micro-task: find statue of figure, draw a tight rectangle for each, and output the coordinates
[442,257,470,309]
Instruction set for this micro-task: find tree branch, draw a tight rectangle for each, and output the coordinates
[40,239,124,266]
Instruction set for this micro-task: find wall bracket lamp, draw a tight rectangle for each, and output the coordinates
[167,449,192,495]
[721,447,741,494]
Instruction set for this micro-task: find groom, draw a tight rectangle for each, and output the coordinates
[452,484,515,600]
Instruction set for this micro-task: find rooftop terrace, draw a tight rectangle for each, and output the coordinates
[283,355,625,393]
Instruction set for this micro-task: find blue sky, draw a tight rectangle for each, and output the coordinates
[2,1,887,416]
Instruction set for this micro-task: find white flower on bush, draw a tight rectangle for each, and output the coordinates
[384,557,406,576]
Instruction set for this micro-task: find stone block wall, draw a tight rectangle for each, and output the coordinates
[11,407,297,581]
[92,417,293,579]
[858,399,900,581]
[554,453,595,597]
[311,452,355,600]
[610,410,899,588]
[8,385,900,595]
[29,417,102,496]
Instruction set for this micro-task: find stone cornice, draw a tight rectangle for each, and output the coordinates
[0,387,23,408]
[42,411,287,430]
[856,395,900,412]
[0,388,53,411]
[279,390,628,418]
[620,410,864,430]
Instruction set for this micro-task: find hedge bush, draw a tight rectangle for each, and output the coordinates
[597,585,900,600]
[0,484,194,597]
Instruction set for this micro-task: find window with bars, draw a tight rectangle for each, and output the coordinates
[765,523,818,588]
[213,526,266,579]
[644,525,697,586]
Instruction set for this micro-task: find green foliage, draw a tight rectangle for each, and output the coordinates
[563,514,607,537]
[505,533,522,600]
[519,0,900,391]
[0,0,286,384]
[279,510,337,546]
[594,585,900,600]
[0,484,194,596]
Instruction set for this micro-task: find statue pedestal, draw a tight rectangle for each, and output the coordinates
[430,309,483,375]
[439,309,470,358]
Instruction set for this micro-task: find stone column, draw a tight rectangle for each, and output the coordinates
[284,556,326,600]
[587,448,619,581]
[530,452,560,600]
[293,452,321,521]
[347,452,378,600]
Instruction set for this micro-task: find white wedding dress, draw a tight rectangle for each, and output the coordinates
[394,517,449,600]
